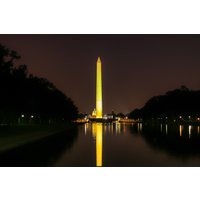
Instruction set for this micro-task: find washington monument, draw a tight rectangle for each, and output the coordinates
[96,57,103,118]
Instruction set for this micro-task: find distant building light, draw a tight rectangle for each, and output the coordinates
[31,115,34,118]
[21,115,24,118]
[179,116,182,119]
[198,118,200,121]
[166,117,168,119]
[189,116,191,119]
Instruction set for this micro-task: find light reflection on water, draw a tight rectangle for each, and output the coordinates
[91,123,103,167]
[91,122,128,166]
[83,122,200,167]
[2,122,200,166]
[179,125,183,137]
[7,122,198,167]
[137,123,142,133]
[90,122,133,166]
[189,125,192,139]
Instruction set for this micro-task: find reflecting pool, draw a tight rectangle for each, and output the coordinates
[1,123,200,166]
[55,123,200,167]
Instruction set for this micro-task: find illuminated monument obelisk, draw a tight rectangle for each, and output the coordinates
[96,57,103,118]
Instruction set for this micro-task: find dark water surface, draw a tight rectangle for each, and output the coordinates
[1,123,200,166]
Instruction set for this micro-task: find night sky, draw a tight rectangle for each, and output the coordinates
[0,35,200,114]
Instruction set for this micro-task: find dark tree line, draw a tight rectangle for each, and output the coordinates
[0,44,78,124]
[129,86,200,121]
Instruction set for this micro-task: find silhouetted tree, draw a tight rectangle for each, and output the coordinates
[129,86,200,121]
[0,44,78,124]
[117,113,125,118]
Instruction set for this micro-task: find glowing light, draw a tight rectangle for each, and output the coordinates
[137,123,140,133]
[96,124,102,166]
[21,114,24,118]
[179,125,183,137]
[123,124,126,133]
[96,57,103,118]
[165,124,168,134]
[92,108,96,117]
[138,123,142,132]
[160,124,163,132]
[189,126,192,138]
[116,123,121,134]
[92,123,103,167]
[92,124,96,138]
[84,123,87,135]
[198,126,200,134]
[31,115,34,118]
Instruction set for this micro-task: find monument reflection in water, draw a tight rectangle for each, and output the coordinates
[88,122,200,167]
[92,123,103,167]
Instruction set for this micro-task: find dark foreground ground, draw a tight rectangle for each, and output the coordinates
[0,124,78,166]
